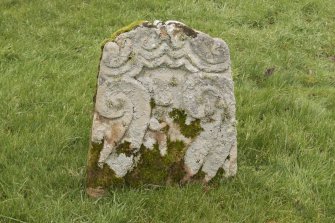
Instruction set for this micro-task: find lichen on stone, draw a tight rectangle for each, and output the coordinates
[168,77,178,87]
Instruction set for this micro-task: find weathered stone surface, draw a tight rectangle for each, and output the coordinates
[87,20,237,196]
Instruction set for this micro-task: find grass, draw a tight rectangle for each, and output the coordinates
[0,0,334,222]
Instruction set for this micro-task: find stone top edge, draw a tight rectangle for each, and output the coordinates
[99,20,231,76]
[102,20,224,47]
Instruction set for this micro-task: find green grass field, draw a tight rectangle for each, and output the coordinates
[1,0,334,222]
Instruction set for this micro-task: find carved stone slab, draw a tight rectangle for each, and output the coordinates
[87,20,237,196]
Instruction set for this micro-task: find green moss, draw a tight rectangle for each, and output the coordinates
[165,139,187,183]
[191,170,206,181]
[169,108,203,138]
[86,142,103,188]
[165,139,186,163]
[209,168,225,185]
[125,144,166,186]
[87,109,203,189]
[161,123,170,134]
[169,77,178,86]
[167,159,185,184]
[87,137,188,188]
[95,164,124,188]
[114,141,132,156]
[125,139,187,186]
[150,98,156,110]
[101,20,147,48]
[86,142,124,189]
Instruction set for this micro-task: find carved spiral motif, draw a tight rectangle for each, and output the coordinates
[95,83,133,119]
[138,29,161,50]
[102,40,133,68]
[182,74,226,119]
[190,37,229,64]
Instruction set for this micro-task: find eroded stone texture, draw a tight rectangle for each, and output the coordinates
[87,20,237,196]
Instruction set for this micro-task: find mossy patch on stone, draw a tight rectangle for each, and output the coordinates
[150,98,156,110]
[124,144,166,186]
[191,170,206,181]
[165,139,186,163]
[169,108,203,138]
[101,20,147,48]
[125,139,187,186]
[114,141,133,156]
[165,139,187,183]
[87,142,124,189]
[87,133,189,189]
[172,22,198,38]
[161,123,170,134]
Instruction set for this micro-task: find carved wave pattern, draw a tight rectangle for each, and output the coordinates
[99,23,231,78]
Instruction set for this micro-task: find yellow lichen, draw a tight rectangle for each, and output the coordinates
[101,20,148,48]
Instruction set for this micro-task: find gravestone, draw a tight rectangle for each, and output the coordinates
[87,20,237,197]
